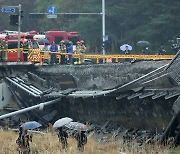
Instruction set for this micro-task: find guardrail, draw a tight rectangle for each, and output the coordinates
[39,51,174,65]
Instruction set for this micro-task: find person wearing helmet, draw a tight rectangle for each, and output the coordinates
[75,41,81,54]
[0,40,3,61]
[79,40,86,64]
[23,40,30,62]
[1,40,8,62]
[74,41,81,64]
[59,40,67,64]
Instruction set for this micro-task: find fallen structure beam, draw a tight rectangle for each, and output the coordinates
[165,91,180,100]
[127,93,142,100]
[139,91,155,99]
[0,98,61,120]
[152,91,167,100]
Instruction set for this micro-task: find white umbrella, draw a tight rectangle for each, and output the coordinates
[120,44,132,51]
[53,117,73,128]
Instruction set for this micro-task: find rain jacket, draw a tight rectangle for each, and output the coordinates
[49,44,58,52]
[67,45,73,55]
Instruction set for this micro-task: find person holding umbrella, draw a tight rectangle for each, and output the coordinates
[17,121,41,153]
[76,131,87,152]
[120,44,132,62]
[16,126,24,151]
[120,44,132,54]
[22,129,33,154]
[57,127,68,149]
[53,117,73,149]
[16,127,32,154]
[125,45,130,54]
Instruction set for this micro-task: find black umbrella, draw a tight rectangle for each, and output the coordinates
[136,41,150,47]
[38,38,49,44]
[63,40,70,45]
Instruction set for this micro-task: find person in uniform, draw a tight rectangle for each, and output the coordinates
[59,40,67,64]
[0,40,3,61]
[76,40,86,64]
[1,40,8,62]
[74,41,81,64]
[23,40,30,62]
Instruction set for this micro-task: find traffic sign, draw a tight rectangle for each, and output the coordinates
[47,14,57,19]
[1,7,15,13]
[48,5,57,15]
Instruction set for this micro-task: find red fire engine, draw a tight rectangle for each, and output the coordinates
[4,33,41,62]
[45,31,80,45]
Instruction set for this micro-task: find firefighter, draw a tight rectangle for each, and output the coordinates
[0,40,8,62]
[75,41,81,54]
[23,40,30,62]
[79,40,86,64]
[59,40,67,64]
[74,41,81,64]
[0,40,2,61]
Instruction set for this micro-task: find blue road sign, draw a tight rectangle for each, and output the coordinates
[48,5,57,15]
[1,7,15,13]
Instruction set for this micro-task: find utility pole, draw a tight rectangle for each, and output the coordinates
[17,4,21,61]
[1,4,22,61]
[30,1,106,63]
[102,0,106,63]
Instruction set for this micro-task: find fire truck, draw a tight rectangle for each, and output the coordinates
[1,33,41,63]
[45,31,80,45]
[1,30,81,63]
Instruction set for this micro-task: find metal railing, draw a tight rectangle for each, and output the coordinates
[39,51,174,65]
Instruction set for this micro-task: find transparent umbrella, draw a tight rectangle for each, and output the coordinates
[136,41,150,47]
[65,122,88,131]
[53,117,73,128]
[21,121,42,130]
[120,44,132,51]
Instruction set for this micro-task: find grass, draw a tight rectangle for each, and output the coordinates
[0,128,180,154]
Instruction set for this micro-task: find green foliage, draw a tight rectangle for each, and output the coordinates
[0,0,180,53]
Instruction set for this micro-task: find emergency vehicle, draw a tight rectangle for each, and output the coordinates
[7,39,24,61]
[45,31,80,45]
[0,34,7,40]
[5,34,41,62]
